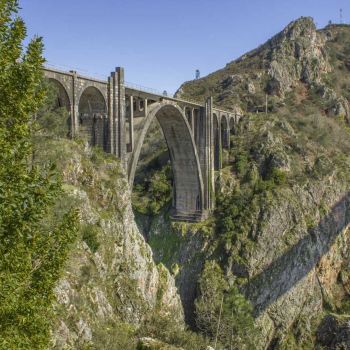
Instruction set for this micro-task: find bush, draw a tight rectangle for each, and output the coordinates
[81,223,101,253]
[133,165,172,215]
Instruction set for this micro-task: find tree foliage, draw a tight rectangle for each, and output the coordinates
[133,164,173,215]
[195,261,257,349]
[0,2,78,348]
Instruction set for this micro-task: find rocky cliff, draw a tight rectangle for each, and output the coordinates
[135,18,350,349]
[32,139,184,349]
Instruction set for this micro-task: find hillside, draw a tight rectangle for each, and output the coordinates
[133,17,350,349]
[176,17,350,120]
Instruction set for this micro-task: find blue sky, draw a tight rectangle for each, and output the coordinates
[20,0,348,94]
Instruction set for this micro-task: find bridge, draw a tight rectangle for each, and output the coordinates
[44,67,243,221]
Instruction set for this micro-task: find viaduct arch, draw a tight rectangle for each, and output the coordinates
[128,103,204,220]
[43,67,243,221]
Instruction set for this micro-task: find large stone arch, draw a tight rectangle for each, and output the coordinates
[128,102,205,219]
[78,86,108,150]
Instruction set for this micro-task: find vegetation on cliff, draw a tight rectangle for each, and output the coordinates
[138,18,350,349]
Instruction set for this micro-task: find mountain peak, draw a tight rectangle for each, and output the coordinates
[177,17,350,118]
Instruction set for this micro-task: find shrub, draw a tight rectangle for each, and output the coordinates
[81,223,101,253]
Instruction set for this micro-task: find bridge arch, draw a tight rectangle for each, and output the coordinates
[213,113,220,170]
[129,102,205,219]
[48,78,71,111]
[221,115,229,149]
[78,86,108,150]
[229,117,235,139]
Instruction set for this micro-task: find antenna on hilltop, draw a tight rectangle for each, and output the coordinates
[195,69,200,80]
[340,8,343,24]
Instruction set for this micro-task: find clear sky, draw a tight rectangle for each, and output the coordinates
[20,0,348,94]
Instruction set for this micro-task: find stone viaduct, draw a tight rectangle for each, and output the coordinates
[44,67,242,221]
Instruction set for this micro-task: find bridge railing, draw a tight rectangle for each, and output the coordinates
[125,81,207,106]
[125,81,173,97]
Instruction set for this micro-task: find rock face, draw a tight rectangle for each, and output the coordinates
[137,104,350,349]
[245,185,350,348]
[171,22,350,348]
[46,140,183,349]
[264,17,330,96]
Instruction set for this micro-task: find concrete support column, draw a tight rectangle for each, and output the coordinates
[128,95,134,152]
[207,97,215,210]
[191,109,195,133]
[225,127,230,150]
[112,67,126,166]
[71,71,79,136]
[217,116,222,170]
[192,109,200,145]
[107,76,114,154]
[196,97,215,214]
[144,98,148,117]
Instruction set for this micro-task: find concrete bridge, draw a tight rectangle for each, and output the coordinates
[44,67,242,221]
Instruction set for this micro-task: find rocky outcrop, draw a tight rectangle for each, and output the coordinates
[264,17,330,96]
[45,140,183,349]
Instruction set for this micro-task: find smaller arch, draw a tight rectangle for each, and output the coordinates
[48,78,71,111]
[221,115,229,149]
[213,113,221,170]
[78,86,108,150]
[229,117,235,148]
[47,78,72,135]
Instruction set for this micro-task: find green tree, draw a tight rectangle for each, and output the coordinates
[195,261,257,349]
[0,1,78,349]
